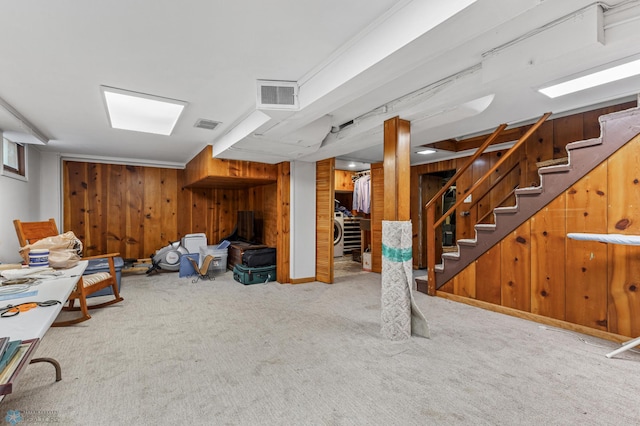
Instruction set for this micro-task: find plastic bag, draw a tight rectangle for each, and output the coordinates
[19,231,83,269]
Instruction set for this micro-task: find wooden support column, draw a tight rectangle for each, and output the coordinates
[315,158,335,283]
[276,162,291,284]
[383,116,411,221]
[370,163,384,273]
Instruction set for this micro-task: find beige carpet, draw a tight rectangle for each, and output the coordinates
[3,269,640,425]
[333,256,366,278]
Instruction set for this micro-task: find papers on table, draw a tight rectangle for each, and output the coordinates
[0,268,56,280]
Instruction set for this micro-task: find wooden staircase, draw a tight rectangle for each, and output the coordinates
[426,107,640,292]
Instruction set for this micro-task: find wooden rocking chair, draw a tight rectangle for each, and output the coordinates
[13,218,124,326]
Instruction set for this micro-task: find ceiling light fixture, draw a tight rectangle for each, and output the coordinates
[538,58,640,98]
[101,86,187,135]
[348,162,356,168]
[417,148,437,155]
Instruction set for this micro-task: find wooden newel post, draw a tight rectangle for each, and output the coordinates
[426,204,436,296]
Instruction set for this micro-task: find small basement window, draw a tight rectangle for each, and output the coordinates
[2,136,27,181]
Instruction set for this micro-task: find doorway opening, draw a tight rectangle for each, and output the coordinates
[333,169,372,280]
[419,169,456,268]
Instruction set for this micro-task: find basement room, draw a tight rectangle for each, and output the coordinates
[2,1,640,424]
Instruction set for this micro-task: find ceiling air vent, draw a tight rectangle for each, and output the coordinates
[194,119,221,130]
[256,80,299,110]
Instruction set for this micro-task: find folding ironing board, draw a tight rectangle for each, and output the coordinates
[567,232,640,358]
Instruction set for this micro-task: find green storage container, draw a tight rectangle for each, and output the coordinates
[233,264,276,285]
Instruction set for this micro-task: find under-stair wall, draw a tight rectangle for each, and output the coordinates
[437,109,640,339]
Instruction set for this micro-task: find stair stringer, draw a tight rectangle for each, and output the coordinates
[435,106,640,288]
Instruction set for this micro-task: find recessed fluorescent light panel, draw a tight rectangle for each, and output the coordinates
[101,86,187,135]
[538,58,640,98]
[417,148,437,155]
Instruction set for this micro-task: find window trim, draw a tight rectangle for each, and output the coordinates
[1,136,28,182]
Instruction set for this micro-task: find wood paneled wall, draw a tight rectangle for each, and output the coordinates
[64,162,180,259]
[440,134,640,338]
[64,160,280,261]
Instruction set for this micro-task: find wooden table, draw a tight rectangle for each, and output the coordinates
[0,261,87,401]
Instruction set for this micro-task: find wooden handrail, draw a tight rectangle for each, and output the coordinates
[425,112,551,295]
[476,185,518,224]
[434,112,551,229]
[425,123,508,210]
[463,160,520,218]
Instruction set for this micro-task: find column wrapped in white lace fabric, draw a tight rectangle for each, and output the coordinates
[381,220,430,340]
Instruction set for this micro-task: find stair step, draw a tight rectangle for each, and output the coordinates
[475,223,496,233]
[535,157,568,168]
[566,137,602,151]
[515,187,542,196]
[538,164,571,175]
[435,263,444,272]
[456,239,477,247]
[494,206,518,215]
[442,252,460,260]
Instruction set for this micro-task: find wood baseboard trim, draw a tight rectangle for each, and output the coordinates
[289,277,316,284]
[436,291,630,344]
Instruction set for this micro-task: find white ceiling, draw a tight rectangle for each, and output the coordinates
[1,0,639,169]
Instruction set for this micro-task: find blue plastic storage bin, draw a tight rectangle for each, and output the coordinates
[85,256,124,298]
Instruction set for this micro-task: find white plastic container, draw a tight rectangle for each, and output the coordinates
[182,233,207,254]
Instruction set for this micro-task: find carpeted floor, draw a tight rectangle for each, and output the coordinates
[3,269,640,425]
[333,256,366,278]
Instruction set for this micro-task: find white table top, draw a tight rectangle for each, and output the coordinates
[0,261,87,341]
[567,233,640,246]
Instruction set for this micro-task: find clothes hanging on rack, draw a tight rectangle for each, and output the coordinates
[352,174,371,214]
[351,169,370,182]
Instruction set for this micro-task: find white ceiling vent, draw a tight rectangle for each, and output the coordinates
[257,80,299,110]
[194,118,221,130]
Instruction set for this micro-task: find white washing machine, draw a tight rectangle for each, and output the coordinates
[334,212,344,257]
